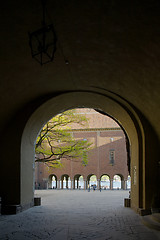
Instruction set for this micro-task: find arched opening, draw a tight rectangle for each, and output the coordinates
[19,91,149,215]
[48,175,57,189]
[127,175,131,190]
[61,174,70,189]
[100,175,110,190]
[78,175,84,189]
[87,174,97,189]
[74,174,84,189]
[34,106,129,193]
[113,174,123,190]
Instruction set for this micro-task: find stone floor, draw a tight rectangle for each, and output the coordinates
[0,190,160,240]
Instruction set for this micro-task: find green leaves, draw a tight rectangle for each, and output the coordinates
[82,150,88,166]
[35,109,92,168]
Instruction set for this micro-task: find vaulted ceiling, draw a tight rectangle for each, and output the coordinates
[1,0,160,139]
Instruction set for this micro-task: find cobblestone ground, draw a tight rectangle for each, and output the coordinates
[0,190,160,240]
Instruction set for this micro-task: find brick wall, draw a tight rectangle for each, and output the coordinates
[35,109,129,189]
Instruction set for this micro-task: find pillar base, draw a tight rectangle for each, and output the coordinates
[1,200,34,215]
[1,204,22,215]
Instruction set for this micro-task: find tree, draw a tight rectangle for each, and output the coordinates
[35,109,92,168]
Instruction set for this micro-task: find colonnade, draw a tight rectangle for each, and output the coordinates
[47,177,129,190]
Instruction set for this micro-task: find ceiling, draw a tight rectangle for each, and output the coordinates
[0,0,160,139]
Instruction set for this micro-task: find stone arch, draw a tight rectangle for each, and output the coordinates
[78,175,84,189]
[20,91,147,213]
[113,174,123,190]
[87,174,97,189]
[61,174,70,189]
[100,174,110,190]
[48,174,57,189]
[74,174,84,189]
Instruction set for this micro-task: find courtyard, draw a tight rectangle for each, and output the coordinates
[0,190,159,240]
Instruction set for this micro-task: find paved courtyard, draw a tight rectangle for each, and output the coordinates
[0,190,160,240]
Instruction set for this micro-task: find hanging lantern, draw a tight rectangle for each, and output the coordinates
[28,0,57,65]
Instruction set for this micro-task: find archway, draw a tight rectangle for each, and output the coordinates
[79,176,84,189]
[113,174,123,190]
[90,175,97,189]
[61,174,70,189]
[48,175,57,189]
[87,174,98,189]
[20,91,147,214]
[100,175,110,190]
[127,175,131,190]
[74,174,84,189]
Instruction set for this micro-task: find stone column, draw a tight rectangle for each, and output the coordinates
[76,179,79,189]
[124,180,127,190]
[87,180,90,189]
[97,179,100,190]
[121,180,124,190]
[70,179,73,189]
[73,179,75,189]
[57,180,60,189]
[66,177,68,189]
[61,179,64,189]
[110,179,113,190]
[84,180,87,190]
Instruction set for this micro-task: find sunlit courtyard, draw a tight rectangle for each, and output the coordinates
[0,190,159,240]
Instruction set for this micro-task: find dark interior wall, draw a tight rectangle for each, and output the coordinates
[0,0,160,136]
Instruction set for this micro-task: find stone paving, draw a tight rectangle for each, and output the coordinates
[0,190,160,240]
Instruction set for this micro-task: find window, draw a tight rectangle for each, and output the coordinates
[109,149,115,165]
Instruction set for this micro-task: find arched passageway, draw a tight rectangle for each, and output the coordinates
[113,174,123,190]
[100,175,110,190]
[87,175,97,190]
[73,175,84,189]
[4,91,154,216]
[60,174,70,189]
[78,176,84,189]
[48,175,57,189]
[20,92,142,213]
[127,175,131,190]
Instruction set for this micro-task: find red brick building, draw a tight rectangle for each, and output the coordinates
[35,109,130,190]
